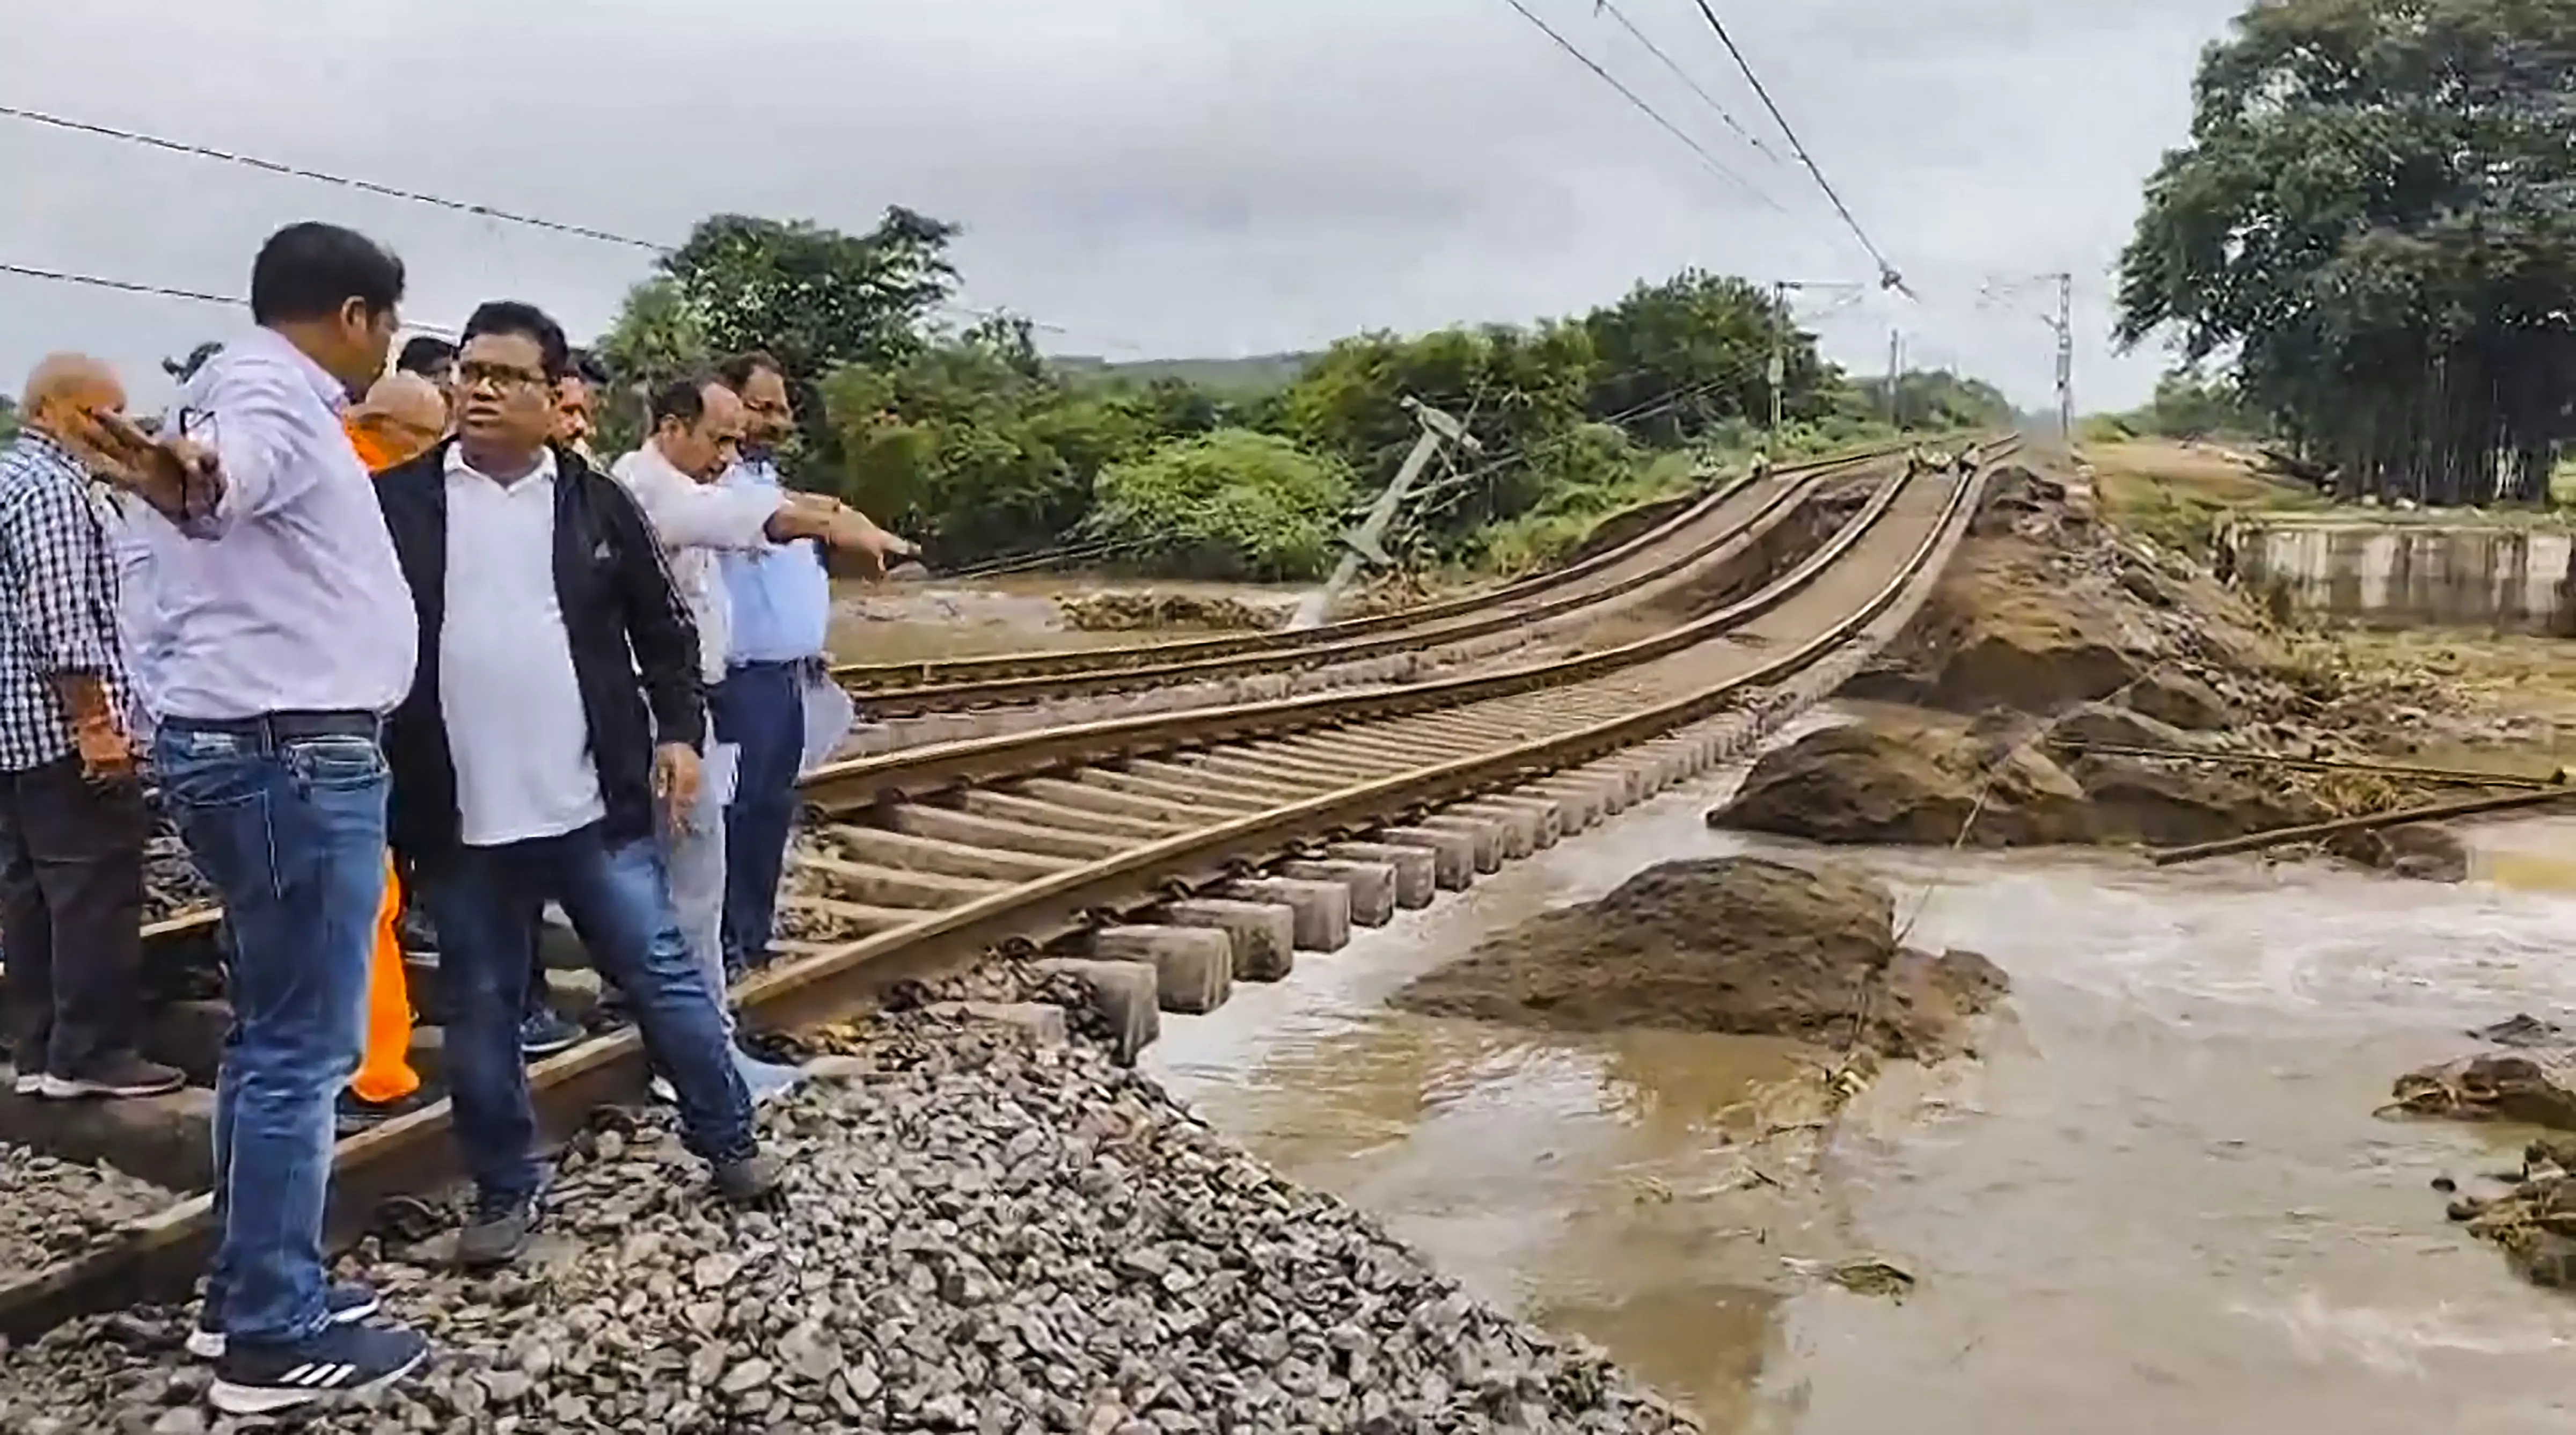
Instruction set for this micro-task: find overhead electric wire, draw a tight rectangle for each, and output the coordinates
[1589,0,1785,169]
[1491,0,1784,213]
[1677,0,1907,292]
[0,103,1129,348]
[0,259,463,336]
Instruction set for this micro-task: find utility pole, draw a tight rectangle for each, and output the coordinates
[1288,397,1476,630]
[1768,280,1789,440]
[2051,272,2074,442]
[1885,328,1902,426]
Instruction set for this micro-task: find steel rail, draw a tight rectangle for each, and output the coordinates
[830,438,1921,694]
[840,448,1846,716]
[2,439,2007,1339]
[128,443,1885,950]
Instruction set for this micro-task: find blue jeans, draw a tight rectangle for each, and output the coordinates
[712,661,806,973]
[154,717,387,1348]
[415,822,753,1200]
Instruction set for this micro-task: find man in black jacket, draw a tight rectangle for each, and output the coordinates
[375,301,778,1266]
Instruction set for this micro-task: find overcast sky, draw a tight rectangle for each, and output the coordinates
[4,0,2242,414]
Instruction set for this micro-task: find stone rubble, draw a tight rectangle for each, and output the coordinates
[0,993,1697,1434]
[0,1142,177,1280]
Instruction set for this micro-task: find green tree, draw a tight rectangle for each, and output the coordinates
[1284,322,1599,545]
[1580,270,1828,443]
[1082,429,1355,580]
[2116,0,2576,502]
[0,395,17,445]
[665,210,960,381]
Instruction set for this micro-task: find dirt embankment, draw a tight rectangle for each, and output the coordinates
[1392,855,2008,1062]
[1707,458,2515,878]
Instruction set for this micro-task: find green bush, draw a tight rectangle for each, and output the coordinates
[1085,429,1355,581]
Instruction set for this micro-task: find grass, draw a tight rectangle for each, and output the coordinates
[2082,438,2325,555]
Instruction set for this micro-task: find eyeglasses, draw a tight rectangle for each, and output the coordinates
[455,360,549,391]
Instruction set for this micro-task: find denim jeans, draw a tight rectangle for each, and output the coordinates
[155,718,387,1348]
[415,822,753,1200]
[712,661,804,973]
[657,745,735,1036]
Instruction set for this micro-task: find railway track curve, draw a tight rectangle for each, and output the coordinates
[0,435,2012,1339]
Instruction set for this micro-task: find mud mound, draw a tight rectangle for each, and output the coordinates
[1709,713,2090,847]
[1392,856,2008,1060]
[2391,1043,2576,1131]
[1708,710,2423,858]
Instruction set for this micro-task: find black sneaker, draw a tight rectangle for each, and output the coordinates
[455,1189,542,1268]
[188,1281,382,1360]
[519,1008,584,1058]
[336,1088,433,1136]
[713,1152,782,1206]
[40,1052,184,1099]
[208,1317,429,1415]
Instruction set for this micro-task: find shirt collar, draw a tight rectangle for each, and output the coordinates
[9,427,86,475]
[444,443,559,487]
[237,326,355,414]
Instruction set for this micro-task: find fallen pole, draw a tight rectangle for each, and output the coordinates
[2149,786,2576,866]
[2056,740,2567,791]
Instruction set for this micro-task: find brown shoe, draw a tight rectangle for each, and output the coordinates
[712,1152,782,1206]
[43,1053,185,1099]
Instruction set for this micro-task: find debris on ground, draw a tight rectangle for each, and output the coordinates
[2439,1135,2576,1291]
[1057,589,1291,633]
[1782,1256,1918,1302]
[1708,458,2506,879]
[1391,855,2008,1062]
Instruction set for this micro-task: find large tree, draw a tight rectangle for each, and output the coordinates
[2116,0,2576,503]
[1581,269,1831,445]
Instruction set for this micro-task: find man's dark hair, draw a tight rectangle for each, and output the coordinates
[647,373,723,428]
[715,350,785,392]
[568,348,611,390]
[248,222,406,327]
[395,336,455,376]
[459,301,572,382]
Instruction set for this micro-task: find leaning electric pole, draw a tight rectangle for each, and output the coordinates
[1287,397,1476,630]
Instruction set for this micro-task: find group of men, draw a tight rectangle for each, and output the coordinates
[0,219,904,1415]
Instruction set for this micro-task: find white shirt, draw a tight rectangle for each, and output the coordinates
[438,447,604,847]
[98,496,165,741]
[608,443,779,683]
[149,327,417,719]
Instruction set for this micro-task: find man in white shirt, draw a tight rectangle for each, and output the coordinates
[610,375,889,1061]
[82,222,429,1415]
[371,302,778,1271]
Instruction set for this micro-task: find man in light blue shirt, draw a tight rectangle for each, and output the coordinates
[90,222,430,1415]
[707,352,901,975]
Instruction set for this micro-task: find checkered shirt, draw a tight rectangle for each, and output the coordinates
[0,431,130,771]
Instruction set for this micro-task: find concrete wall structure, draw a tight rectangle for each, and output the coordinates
[2225,515,2576,632]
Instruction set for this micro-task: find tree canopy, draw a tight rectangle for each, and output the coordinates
[585,207,1991,578]
[2116,0,2576,503]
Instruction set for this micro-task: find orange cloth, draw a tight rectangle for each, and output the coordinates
[348,852,420,1104]
[346,417,409,476]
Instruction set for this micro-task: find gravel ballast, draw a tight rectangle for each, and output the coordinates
[0,995,1695,1433]
[0,1143,177,1279]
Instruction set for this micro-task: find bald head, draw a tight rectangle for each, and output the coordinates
[20,354,132,472]
[354,371,448,435]
[23,353,125,419]
[346,370,450,472]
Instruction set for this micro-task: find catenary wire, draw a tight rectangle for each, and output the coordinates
[1491,0,1785,213]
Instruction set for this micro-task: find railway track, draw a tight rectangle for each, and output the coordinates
[831,439,1920,722]
[0,435,2011,1340]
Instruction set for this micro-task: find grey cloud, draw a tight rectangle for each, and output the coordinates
[5,0,2241,412]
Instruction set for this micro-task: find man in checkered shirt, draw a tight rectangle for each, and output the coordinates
[0,355,183,1099]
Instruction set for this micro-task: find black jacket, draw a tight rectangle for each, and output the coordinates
[375,439,704,861]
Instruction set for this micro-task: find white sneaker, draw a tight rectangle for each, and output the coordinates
[11,1071,40,1096]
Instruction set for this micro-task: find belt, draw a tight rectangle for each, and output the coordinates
[165,709,382,744]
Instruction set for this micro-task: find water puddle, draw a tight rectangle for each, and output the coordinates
[1149,741,2576,1432]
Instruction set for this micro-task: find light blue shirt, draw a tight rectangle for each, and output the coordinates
[716,455,831,666]
[147,327,418,719]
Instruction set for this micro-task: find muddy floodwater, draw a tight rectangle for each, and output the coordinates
[1150,738,2576,1432]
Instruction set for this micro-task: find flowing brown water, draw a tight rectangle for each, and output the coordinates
[1149,739,2576,1432]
